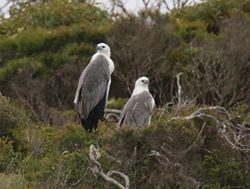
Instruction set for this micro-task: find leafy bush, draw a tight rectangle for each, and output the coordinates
[0,137,15,171]
[0,94,31,136]
[2,1,109,33]
[0,102,248,188]
[182,13,250,108]
[107,11,181,104]
[106,98,128,109]
[173,0,245,35]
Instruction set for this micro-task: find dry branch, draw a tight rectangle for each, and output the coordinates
[104,108,122,122]
[162,0,192,11]
[0,0,11,12]
[89,145,130,189]
[109,0,130,17]
[104,108,122,115]
[169,68,250,152]
[176,72,183,107]
[171,106,250,152]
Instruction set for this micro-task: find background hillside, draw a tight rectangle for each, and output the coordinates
[0,0,249,188]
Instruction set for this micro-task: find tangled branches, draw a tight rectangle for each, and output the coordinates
[169,73,250,152]
[170,105,250,152]
[89,145,130,189]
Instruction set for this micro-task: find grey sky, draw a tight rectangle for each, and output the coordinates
[0,0,200,16]
[0,0,12,14]
[96,0,147,12]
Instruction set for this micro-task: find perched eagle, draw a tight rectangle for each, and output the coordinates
[118,76,155,128]
[74,43,114,132]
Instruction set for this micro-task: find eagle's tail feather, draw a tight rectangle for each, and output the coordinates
[82,93,107,133]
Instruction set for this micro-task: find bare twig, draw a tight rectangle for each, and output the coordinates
[109,0,130,17]
[176,72,183,107]
[161,0,192,11]
[0,0,11,12]
[142,0,151,9]
[171,106,250,152]
[89,145,130,189]
[104,108,122,115]
[181,122,206,155]
[107,170,130,189]
[104,108,122,122]
[171,106,231,120]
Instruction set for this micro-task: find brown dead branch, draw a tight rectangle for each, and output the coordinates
[89,145,130,189]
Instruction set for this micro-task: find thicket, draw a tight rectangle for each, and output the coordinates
[108,0,250,107]
[0,0,250,188]
[0,94,249,188]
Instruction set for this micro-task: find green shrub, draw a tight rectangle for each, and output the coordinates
[106,98,128,110]
[0,94,31,136]
[2,1,110,33]
[14,28,49,55]
[0,137,15,172]
[2,105,249,188]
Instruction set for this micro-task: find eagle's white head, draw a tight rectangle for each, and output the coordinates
[135,76,149,87]
[132,76,150,96]
[96,43,111,58]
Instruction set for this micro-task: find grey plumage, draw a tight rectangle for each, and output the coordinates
[118,77,155,128]
[74,43,114,132]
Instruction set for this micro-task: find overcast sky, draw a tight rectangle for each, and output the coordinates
[95,0,149,12]
[0,0,199,16]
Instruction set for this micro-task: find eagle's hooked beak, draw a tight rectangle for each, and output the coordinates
[96,46,102,51]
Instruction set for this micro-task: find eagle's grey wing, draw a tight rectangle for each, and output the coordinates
[75,54,110,132]
[118,91,154,128]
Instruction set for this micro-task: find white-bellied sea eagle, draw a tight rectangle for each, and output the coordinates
[74,43,114,132]
[118,76,155,128]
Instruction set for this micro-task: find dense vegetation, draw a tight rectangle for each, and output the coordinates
[0,0,249,188]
